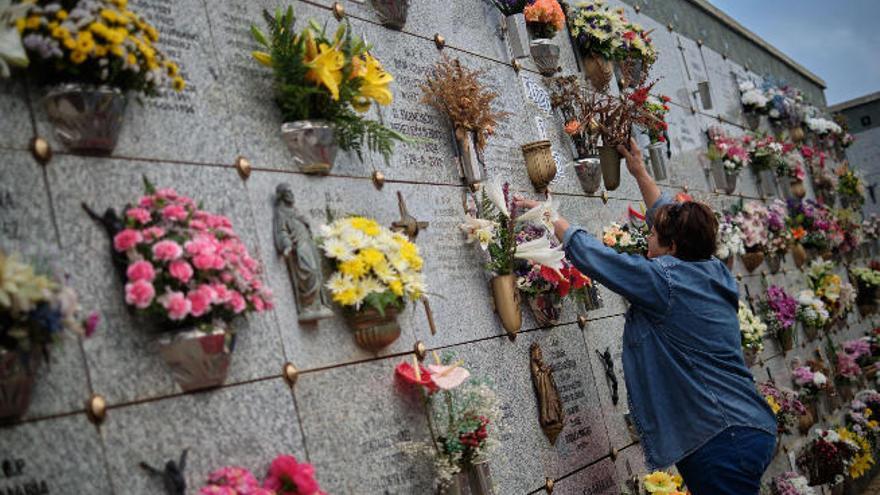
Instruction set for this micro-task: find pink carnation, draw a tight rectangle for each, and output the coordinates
[125,280,155,309]
[143,226,165,242]
[126,260,156,282]
[188,285,216,317]
[228,291,246,314]
[126,207,152,225]
[161,291,191,321]
[162,204,188,222]
[194,253,225,271]
[250,295,266,312]
[138,195,154,208]
[155,188,179,201]
[263,455,322,495]
[113,229,143,252]
[152,240,183,261]
[168,260,194,284]
[213,284,232,304]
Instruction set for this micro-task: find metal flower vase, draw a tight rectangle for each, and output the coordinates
[779,325,795,352]
[522,140,556,192]
[612,58,644,89]
[370,0,409,30]
[580,284,603,312]
[791,243,807,268]
[491,274,521,340]
[803,323,819,341]
[281,120,338,174]
[766,252,782,274]
[456,130,484,186]
[581,52,612,92]
[598,146,621,191]
[790,180,806,199]
[741,251,764,273]
[527,293,562,327]
[529,39,559,76]
[573,155,602,194]
[440,462,495,495]
[711,161,737,194]
[44,84,128,153]
[345,306,401,351]
[647,142,668,181]
[504,14,530,59]
[157,325,232,392]
[758,169,777,197]
[0,350,39,422]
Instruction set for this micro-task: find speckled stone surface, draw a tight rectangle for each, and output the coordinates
[0,78,33,150]
[100,378,304,494]
[544,457,619,495]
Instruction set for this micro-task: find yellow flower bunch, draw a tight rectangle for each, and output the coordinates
[18,0,183,94]
[837,427,874,479]
[643,471,685,494]
[0,251,56,314]
[319,216,425,312]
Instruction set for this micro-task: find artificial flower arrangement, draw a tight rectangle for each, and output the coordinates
[759,285,798,352]
[395,354,501,493]
[759,380,806,436]
[317,215,425,351]
[420,56,509,185]
[863,214,880,248]
[795,289,830,339]
[641,94,670,145]
[732,200,769,272]
[514,220,592,327]
[797,428,859,487]
[199,455,325,495]
[522,0,565,75]
[739,80,768,116]
[777,146,807,200]
[806,116,842,139]
[805,259,848,325]
[747,134,786,183]
[601,206,649,256]
[851,266,880,316]
[706,127,750,194]
[802,146,838,205]
[788,200,841,257]
[837,165,866,209]
[792,365,829,403]
[460,182,562,338]
[99,178,273,391]
[251,6,405,174]
[640,470,687,495]
[845,397,880,450]
[738,300,766,367]
[765,199,792,271]
[715,212,746,267]
[834,207,864,258]
[768,471,816,495]
[13,0,185,152]
[839,424,876,480]
[829,338,866,403]
[0,250,98,420]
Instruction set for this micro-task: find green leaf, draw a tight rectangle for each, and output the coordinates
[142,175,156,194]
[250,25,268,47]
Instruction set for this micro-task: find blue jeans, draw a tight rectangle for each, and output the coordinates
[676,426,776,495]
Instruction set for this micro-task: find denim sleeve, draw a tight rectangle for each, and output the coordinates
[645,192,673,229]
[562,226,670,314]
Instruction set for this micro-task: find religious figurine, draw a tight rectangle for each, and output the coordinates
[273,183,334,323]
[139,449,188,495]
[81,202,128,283]
[529,343,564,444]
[596,347,618,406]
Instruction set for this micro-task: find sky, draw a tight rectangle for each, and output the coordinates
[707,0,880,105]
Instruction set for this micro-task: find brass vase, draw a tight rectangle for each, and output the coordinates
[791,244,807,268]
[521,140,556,192]
[440,462,495,495]
[790,180,806,199]
[581,52,612,92]
[157,325,232,392]
[791,126,805,143]
[491,275,521,340]
[779,325,795,352]
[0,350,40,422]
[345,306,401,351]
[598,145,621,191]
[741,251,764,273]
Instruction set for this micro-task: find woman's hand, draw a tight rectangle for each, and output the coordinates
[617,137,647,178]
[512,196,540,211]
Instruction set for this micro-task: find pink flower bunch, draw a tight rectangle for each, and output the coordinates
[734,201,770,251]
[792,366,815,387]
[707,127,751,172]
[766,199,792,254]
[201,467,274,495]
[766,285,797,330]
[263,455,325,495]
[836,351,862,380]
[114,183,273,325]
[844,339,872,360]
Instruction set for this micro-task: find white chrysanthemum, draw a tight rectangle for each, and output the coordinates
[813,372,827,386]
[325,272,355,295]
[359,276,386,296]
[341,229,369,251]
[322,237,355,261]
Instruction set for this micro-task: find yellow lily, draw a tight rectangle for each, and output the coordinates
[303,30,344,101]
[352,53,393,112]
[251,50,272,67]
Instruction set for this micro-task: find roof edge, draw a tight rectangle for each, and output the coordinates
[828,91,880,112]
[686,0,826,89]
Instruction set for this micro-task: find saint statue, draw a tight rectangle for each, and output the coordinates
[273,183,334,323]
[530,342,564,444]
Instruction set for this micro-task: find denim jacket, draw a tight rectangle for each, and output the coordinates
[562,193,777,469]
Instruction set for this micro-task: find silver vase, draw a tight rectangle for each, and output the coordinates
[758,169,777,197]
[647,142,668,181]
[157,325,232,392]
[440,462,495,495]
[613,58,644,89]
[455,130,484,185]
[503,14,529,59]
[0,350,39,422]
[371,0,409,30]
[43,83,127,153]
[280,120,338,174]
[711,160,728,192]
[598,146,621,191]
[573,155,602,194]
[529,39,559,76]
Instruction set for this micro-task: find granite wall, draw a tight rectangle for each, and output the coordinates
[0,1,872,494]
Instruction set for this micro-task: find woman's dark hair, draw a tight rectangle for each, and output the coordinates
[653,201,718,261]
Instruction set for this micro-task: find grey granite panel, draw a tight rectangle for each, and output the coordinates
[584,316,633,450]
[614,444,648,494]
[549,457,618,495]
[101,379,304,495]
[0,414,112,494]
[0,78,33,150]
[294,356,435,494]
[30,0,238,165]
[46,156,284,404]
[701,46,744,124]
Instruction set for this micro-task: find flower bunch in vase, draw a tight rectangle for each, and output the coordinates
[863,214,880,248]
[715,213,745,267]
[706,127,750,193]
[839,425,876,480]
[738,301,766,367]
[765,199,792,269]
[601,222,648,256]
[640,471,687,495]
[318,216,425,351]
[852,266,880,315]
[0,250,99,420]
[788,200,839,256]
[200,455,325,495]
[640,94,670,144]
[739,80,769,119]
[395,355,501,494]
[837,166,866,209]
[833,207,864,258]
[769,471,815,495]
[845,397,880,447]
[797,428,859,487]
[831,340,864,403]
[105,178,272,391]
[523,0,565,75]
[13,0,184,152]
[732,201,769,272]
[806,117,842,139]
[758,381,806,435]
[747,134,786,174]
[792,365,828,402]
[796,289,830,338]
[760,285,798,351]
[251,7,405,174]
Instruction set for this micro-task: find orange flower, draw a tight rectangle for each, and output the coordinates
[524,0,565,32]
[564,120,581,135]
[791,227,806,240]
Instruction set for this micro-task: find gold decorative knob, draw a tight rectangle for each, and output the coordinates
[414,341,427,361]
[30,136,51,165]
[601,190,609,204]
[545,477,555,493]
[235,156,251,180]
[434,34,445,50]
[86,394,107,425]
[577,315,588,330]
[372,170,385,189]
[332,2,345,20]
[283,362,299,387]
[511,59,522,73]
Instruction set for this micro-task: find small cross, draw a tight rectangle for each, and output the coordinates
[391,191,429,241]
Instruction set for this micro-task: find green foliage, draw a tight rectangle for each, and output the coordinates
[480,193,515,275]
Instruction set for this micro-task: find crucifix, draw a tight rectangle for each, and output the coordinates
[390,191,436,335]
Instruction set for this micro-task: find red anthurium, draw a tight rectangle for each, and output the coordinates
[627,206,646,222]
[567,267,591,290]
[395,361,438,393]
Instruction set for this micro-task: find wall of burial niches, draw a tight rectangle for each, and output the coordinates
[0,0,874,494]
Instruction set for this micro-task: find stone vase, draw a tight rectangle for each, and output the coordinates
[526,292,562,327]
[345,306,401,351]
[647,142,668,181]
[598,146,621,191]
[791,244,807,268]
[779,325,795,352]
[766,252,783,274]
[573,155,602,194]
[758,169,777,197]
[529,39,560,76]
[455,130,484,186]
[504,13,530,59]
[581,52,612,92]
[741,251,764,273]
[0,350,40,422]
[521,140,556,192]
[281,120,338,174]
[491,274,521,340]
[157,325,232,392]
[440,462,495,495]
[370,0,409,30]
[44,83,128,154]
[790,126,805,143]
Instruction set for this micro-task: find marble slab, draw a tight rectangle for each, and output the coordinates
[614,443,648,495]
[544,457,618,495]
[583,315,634,450]
[0,78,33,150]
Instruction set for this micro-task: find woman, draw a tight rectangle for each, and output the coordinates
[516,139,777,494]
